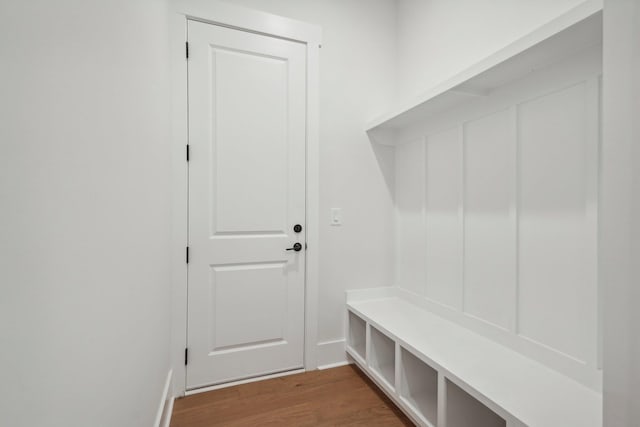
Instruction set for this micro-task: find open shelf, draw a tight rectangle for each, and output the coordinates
[346,292,602,426]
[365,0,602,135]
[399,348,438,427]
[347,311,366,362]
[369,326,396,389]
[446,380,506,427]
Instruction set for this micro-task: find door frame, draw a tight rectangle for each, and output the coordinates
[169,0,322,397]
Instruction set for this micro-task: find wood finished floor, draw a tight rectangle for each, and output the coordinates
[171,365,414,426]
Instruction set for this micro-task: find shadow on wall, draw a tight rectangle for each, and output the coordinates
[367,129,395,204]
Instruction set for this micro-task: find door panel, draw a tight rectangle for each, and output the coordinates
[212,48,288,234]
[187,20,306,389]
[211,262,287,350]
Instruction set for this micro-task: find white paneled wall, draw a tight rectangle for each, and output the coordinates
[395,66,601,387]
[463,108,516,331]
[396,140,426,295]
[517,81,599,363]
[425,128,464,309]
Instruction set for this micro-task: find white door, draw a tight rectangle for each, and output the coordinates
[186,20,307,389]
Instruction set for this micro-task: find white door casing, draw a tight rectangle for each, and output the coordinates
[186,20,307,389]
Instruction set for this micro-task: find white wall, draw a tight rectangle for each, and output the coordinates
[395,0,587,102]
[0,1,172,426]
[218,0,398,349]
[602,0,640,424]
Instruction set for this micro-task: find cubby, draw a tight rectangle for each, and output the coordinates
[369,326,396,389]
[345,293,601,427]
[399,348,438,427]
[347,311,366,362]
[446,380,506,427]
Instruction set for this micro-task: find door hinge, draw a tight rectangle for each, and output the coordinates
[185,41,189,59]
[186,246,190,264]
[186,144,190,162]
[185,348,189,366]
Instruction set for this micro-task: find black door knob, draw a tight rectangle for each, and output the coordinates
[293,224,302,233]
[286,243,303,252]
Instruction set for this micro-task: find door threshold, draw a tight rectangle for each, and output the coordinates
[185,368,306,396]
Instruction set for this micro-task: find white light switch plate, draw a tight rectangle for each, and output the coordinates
[330,208,342,226]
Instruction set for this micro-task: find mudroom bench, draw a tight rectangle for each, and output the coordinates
[345,289,602,427]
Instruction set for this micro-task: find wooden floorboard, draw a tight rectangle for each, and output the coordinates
[171,365,414,426]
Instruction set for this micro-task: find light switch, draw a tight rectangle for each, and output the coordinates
[330,208,342,226]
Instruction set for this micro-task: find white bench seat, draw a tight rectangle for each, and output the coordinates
[346,296,602,427]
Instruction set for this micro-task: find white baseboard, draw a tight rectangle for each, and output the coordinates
[161,392,174,427]
[155,369,174,427]
[317,360,352,370]
[316,339,348,369]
